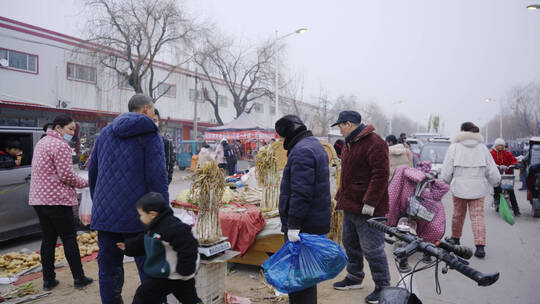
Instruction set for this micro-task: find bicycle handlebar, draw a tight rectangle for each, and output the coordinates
[367,217,499,286]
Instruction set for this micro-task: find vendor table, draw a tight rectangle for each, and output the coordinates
[228,217,284,266]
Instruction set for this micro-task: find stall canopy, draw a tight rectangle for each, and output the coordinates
[203,112,277,140]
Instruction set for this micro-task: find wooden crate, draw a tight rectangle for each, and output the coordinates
[228,234,284,266]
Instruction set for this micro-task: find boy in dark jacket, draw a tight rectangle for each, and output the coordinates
[0,139,23,169]
[117,192,201,304]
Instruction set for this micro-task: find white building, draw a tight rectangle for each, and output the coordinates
[0,16,318,151]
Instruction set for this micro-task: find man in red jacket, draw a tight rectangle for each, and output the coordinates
[490,138,520,216]
[331,111,390,304]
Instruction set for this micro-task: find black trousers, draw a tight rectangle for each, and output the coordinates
[494,186,520,213]
[33,205,84,281]
[132,277,201,304]
[227,161,236,176]
[289,285,317,304]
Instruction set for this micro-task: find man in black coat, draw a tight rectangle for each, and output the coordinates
[275,115,331,304]
[154,109,175,184]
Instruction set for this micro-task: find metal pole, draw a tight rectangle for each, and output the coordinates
[389,114,392,135]
[193,70,198,140]
[499,101,503,139]
[274,30,279,124]
[486,121,489,144]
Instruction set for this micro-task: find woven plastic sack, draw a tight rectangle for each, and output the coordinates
[499,194,515,226]
[262,233,348,294]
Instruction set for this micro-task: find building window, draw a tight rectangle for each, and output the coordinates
[157,83,176,98]
[0,117,36,127]
[0,48,38,74]
[254,103,263,113]
[67,62,97,83]
[189,89,203,102]
[218,95,228,106]
[269,105,276,115]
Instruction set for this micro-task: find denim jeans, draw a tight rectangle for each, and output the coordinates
[342,211,390,287]
[97,231,147,304]
[33,205,85,282]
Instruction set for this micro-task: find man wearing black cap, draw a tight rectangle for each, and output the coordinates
[331,111,390,304]
[274,115,331,304]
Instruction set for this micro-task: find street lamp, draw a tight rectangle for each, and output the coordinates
[485,98,503,140]
[388,100,404,135]
[274,28,308,123]
[527,4,540,9]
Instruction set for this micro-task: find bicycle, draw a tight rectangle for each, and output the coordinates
[366,217,499,304]
[494,164,516,212]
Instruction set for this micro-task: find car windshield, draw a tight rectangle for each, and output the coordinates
[420,143,450,164]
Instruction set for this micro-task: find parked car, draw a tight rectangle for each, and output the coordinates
[411,132,441,143]
[419,141,451,175]
[0,126,43,242]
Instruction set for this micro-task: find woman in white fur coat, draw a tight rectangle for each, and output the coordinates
[441,122,500,258]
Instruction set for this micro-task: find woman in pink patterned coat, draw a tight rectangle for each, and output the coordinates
[29,115,93,291]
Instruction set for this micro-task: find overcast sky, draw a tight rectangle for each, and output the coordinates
[3,0,540,134]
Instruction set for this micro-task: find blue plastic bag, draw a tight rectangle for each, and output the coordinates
[262,233,348,294]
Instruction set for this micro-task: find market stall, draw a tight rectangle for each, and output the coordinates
[171,141,342,267]
[203,113,277,159]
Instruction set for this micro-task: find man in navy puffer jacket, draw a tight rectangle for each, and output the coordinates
[275,115,331,304]
[89,94,169,304]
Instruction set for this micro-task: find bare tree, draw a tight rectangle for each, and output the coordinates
[82,0,196,102]
[192,32,274,125]
[507,83,540,136]
[309,86,333,136]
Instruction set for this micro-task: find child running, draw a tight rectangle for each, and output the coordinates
[116,192,202,304]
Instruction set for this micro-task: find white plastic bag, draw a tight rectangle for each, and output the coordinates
[78,188,92,226]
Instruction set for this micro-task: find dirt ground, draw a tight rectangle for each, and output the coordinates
[10,259,379,304]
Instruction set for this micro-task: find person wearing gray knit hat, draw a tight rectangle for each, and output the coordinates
[494,138,505,148]
[490,138,521,217]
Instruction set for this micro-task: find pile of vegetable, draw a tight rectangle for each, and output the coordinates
[76,231,99,257]
[175,187,235,206]
[192,161,226,245]
[255,147,280,212]
[0,253,40,277]
[237,187,262,205]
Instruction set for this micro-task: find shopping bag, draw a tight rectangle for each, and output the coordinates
[261,233,348,294]
[499,194,515,226]
[78,189,93,226]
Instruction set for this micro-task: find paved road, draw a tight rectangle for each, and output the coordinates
[407,185,540,304]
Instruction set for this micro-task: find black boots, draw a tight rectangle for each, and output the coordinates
[475,245,486,258]
[43,279,59,291]
[74,276,93,289]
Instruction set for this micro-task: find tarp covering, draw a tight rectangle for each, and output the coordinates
[204,112,277,140]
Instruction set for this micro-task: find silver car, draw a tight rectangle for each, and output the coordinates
[0,126,43,241]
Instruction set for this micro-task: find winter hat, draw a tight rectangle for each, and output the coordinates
[494,138,505,147]
[136,192,168,213]
[275,115,306,139]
